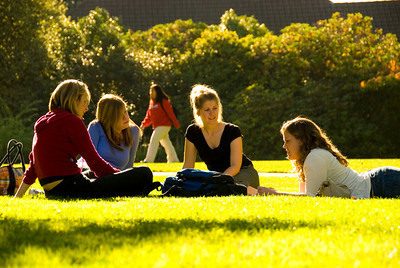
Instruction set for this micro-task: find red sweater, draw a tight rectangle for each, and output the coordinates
[23,109,119,185]
[141,99,180,129]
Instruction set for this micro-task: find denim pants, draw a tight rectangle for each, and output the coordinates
[365,166,400,198]
[43,166,153,198]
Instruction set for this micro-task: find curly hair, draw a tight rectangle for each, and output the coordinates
[280,117,349,181]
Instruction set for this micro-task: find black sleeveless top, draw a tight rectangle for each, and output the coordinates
[185,123,252,173]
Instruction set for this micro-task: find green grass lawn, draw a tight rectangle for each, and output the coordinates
[143,159,400,173]
[1,160,400,267]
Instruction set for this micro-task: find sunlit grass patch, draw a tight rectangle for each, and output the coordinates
[2,159,400,267]
[140,159,400,174]
[2,194,399,267]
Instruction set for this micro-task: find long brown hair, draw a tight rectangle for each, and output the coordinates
[94,94,141,151]
[151,84,170,104]
[281,117,349,181]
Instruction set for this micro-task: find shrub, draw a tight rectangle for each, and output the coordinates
[3,5,400,159]
[0,99,39,162]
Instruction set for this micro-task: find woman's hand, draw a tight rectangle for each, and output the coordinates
[257,186,279,196]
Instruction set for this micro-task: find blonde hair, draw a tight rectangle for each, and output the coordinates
[94,94,141,151]
[190,84,223,127]
[281,117,349,181]
[49,79,90,116]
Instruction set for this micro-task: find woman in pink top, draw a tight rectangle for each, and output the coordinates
[14,79,153,199]
[140,84,180,163]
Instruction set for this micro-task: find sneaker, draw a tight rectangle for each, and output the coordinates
[29,188,45,195]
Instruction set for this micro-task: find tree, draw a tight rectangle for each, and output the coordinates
[0,0,65,159]
[233,13,400,159]
[219,9,270,38]
[47,7,145,124]
[0,0,65,115]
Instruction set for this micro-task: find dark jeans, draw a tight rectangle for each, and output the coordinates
[43,166,153,198]
[366,167,400,198]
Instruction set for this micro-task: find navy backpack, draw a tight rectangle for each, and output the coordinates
[158,169,247,197]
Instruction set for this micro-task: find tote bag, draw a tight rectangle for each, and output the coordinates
[0,139,26,195]
[317,180,351,198]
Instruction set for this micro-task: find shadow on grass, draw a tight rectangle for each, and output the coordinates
[0,216,328,261]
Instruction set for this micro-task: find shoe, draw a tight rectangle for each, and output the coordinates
[140,160,147,163]
[29,188,45,195]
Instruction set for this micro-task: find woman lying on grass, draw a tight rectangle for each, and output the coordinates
[182,84,259,188]
[257,117,400,198]
[14,79,152,199]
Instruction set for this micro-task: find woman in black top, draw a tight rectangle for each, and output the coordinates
[182,84,259,188]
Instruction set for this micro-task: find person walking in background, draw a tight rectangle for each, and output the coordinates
[257,117,400,198]
[14,79,153,199]
[86,94,141,170]
[140,84,180,163]
[182,84,259,188]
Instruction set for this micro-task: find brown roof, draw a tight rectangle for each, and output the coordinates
[68,0,400,37]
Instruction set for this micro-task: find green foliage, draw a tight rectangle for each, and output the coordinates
[233,13,400,159]
[2,5,400,159]
[62,0,84,9]
[0,1,49,160]
[0,0,64,116]
[129,19,208,56]
[182,29,252,105]
[219,9,270,38]
[46,7,146,123]
[355,75,400,157]
[0,99,39,161]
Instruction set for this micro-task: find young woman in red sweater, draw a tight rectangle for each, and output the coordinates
[14,79,153,198]
[140,84,180,163]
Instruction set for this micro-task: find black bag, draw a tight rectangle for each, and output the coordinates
[170,104,179,118]
[0,139,26,195]
[160,101,179,119]
[160,169,247,197]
